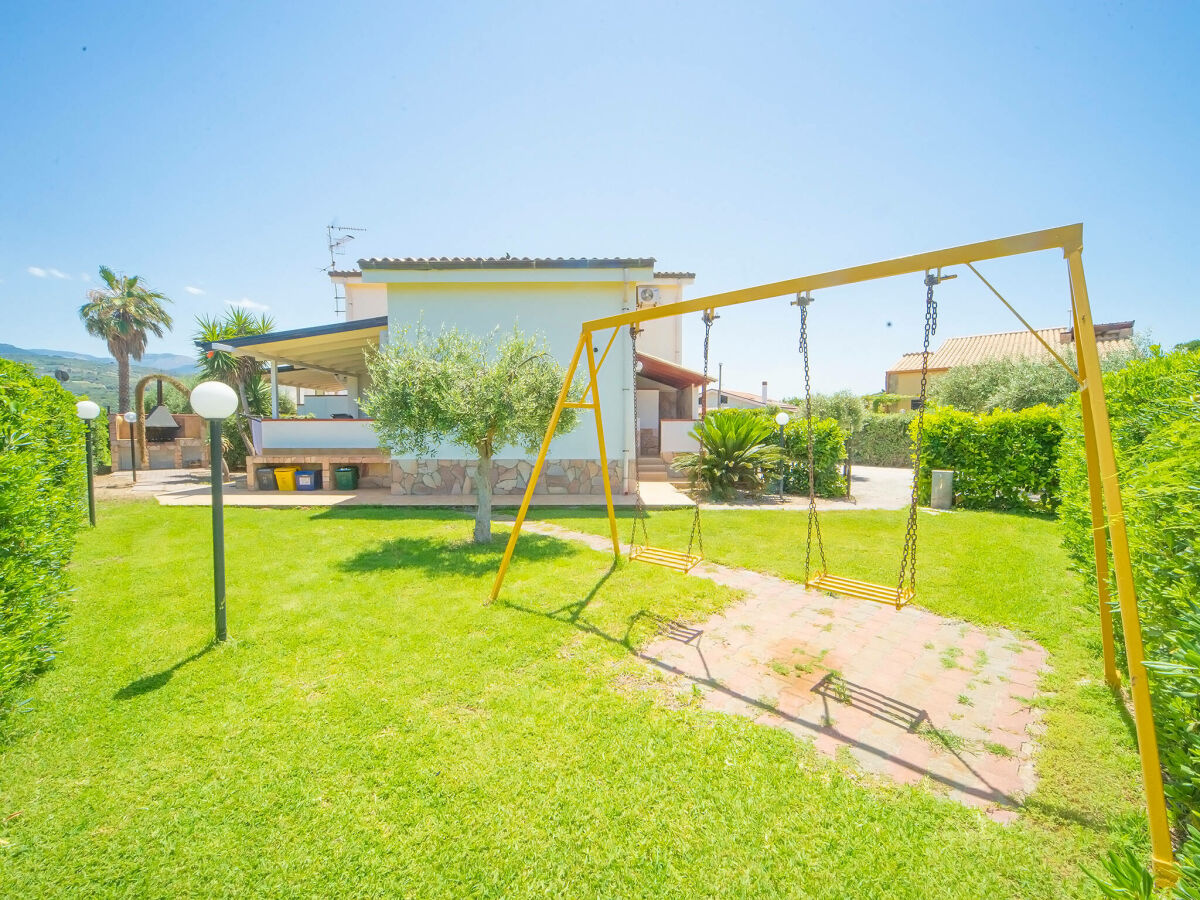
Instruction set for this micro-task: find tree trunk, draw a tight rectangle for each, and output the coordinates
[473,453,493,543]
[117,354,131,413]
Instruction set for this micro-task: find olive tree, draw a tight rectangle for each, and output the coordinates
[363,324,580,543]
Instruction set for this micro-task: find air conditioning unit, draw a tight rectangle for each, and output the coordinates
[637,286,660,307]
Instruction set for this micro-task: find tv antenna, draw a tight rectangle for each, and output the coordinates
[326,224,366,318]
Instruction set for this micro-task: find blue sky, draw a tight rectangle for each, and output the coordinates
[2,1,1196,396]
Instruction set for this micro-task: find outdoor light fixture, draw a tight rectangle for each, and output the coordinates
[775,411,790,501]
[122,410,139,484]
[191,380,239,642]
[75,400,100,526]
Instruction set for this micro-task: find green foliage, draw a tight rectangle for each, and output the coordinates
[1081,846,1155,899]
[364,324,578,541]
[772,415,846,497]
[194,309,277,465]
[78,265,174,411]
[850,411,914,467]
[87,406,111,470]
[0,359,85,725]
[929,345,1143,414]
[1174,339,1200,353]
[863,392,917,413]
[916,406,1062,510]
[672,408,783,500]
[782,390,865,433]
[1058,348,1200,868]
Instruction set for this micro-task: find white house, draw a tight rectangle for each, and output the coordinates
[701,383,800,414]
[209,257,708,497]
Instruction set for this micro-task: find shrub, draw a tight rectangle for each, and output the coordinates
[915,405,1062,510]
[850,411,913,467]
[1058,348,1200,865]
[673,409,782,500]
[0,359,86,724]
[772,415,846,498]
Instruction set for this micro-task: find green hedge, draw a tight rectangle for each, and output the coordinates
[1058,348,1200,874]
[914,406,1062,510]
[770,414,846,498]
[0,359,86,723]
[850,412,914,467]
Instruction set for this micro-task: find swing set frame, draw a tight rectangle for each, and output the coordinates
[488,223,1177,882]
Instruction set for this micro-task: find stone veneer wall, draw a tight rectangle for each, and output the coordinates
[391,459,623,496]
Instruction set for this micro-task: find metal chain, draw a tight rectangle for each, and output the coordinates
[628,324,649,555]
[897,274,938,598]
[799,299,826,581]
[687,314,714,558]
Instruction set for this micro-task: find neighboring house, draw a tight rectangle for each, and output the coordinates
[883,321,1136,407]
[701,383,800,414]
[205,258,707,496]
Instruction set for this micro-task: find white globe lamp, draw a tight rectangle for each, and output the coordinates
[76,400,100,421]
[75,401,101,524]
[190,381,239,420]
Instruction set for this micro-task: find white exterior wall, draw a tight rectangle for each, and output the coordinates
[344,282,386,321]
[260,419,379,449]
[660,419,700,454]
[636,279,685,363]
[377,267,648,465]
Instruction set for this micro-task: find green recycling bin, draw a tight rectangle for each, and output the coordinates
[334,465,359,490]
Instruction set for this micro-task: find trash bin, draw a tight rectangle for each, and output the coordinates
[274,466,299,491]
[255,467,278,491]
[295,469,320,491]
[334,465,359,490]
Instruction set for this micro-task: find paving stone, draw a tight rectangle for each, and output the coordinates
[521,521,1049,822]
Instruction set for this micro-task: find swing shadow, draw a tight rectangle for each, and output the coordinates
[501,577,1037,813]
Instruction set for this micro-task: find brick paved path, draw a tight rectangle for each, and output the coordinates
[522,521,1048,820]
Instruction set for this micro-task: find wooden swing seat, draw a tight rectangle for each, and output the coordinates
[805,572,913,609]
[630,545,703,573]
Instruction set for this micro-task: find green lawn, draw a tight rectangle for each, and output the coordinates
[0,502,1145,897]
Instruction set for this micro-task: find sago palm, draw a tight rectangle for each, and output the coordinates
[673,409,783,500]
[79,266,174,412]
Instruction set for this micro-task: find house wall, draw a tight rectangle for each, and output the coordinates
[344,282,386,320]
[379,271,646,471]
[637,279,685,363]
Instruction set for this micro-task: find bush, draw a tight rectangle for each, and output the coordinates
[0,359,86,724]
[915,405,1062,510]
[673,409,783,500]
[850,412,914,467]
[771,415,846,498]
[1058,348,1200,867]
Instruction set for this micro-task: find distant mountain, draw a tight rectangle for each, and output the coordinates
[0,343,197,411]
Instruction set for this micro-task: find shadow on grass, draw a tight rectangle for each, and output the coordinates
[113,642,215,700]
[339,531,574,578]
[310,506,475,523]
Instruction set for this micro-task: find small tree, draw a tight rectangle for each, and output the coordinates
[364,325,579,543]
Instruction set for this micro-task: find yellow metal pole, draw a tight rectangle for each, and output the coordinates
[584,332,621,556]
[488,332,587,603]
[584,224,1084,333]
[1078,378,1121,689]
[1068,249,1176,883]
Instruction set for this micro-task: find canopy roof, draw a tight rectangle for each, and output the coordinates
[197,316,387,391]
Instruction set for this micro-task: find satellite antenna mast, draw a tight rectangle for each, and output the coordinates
[326,224,366,318]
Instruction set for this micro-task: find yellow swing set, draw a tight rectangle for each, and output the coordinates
[488,224,1177,882]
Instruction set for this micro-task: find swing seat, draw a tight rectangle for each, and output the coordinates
[630,545,703,573]
[805,572,913,609]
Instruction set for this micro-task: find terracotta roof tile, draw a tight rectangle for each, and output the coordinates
[887,322,1135,373]
[358,256,654,270]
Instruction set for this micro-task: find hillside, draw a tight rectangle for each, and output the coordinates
[0,343,197,412]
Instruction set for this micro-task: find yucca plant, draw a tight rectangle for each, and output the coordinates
[673,408,782,500]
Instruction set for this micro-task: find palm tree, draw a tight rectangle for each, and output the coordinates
[194,308,276,455]
[79,266,174,412]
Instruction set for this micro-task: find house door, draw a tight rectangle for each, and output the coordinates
[636,389,660,455]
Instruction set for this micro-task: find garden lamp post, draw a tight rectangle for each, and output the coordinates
[75,400,100,526]
[775,411,790,501]
[122,411,138,483]
[191,381,239,643]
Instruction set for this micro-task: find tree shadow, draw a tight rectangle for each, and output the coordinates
[310,506,475,523]
[339,531,574,579]
[113,642,215,700]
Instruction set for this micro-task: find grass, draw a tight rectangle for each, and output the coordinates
[0,502,1148,897]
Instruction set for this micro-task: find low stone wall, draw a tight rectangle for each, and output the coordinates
[391,458,623,496]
